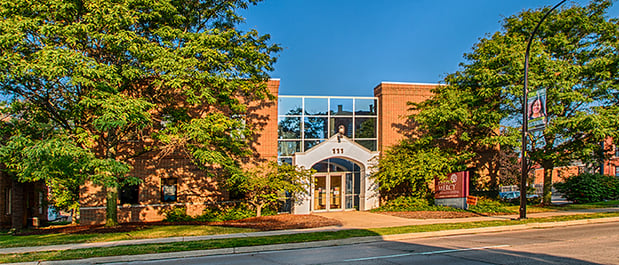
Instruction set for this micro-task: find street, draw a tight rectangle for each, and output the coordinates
[108,222,618,265]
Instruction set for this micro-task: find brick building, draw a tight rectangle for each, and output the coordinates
[531,137,619,185]
[78,81,441,223]
[11,79,619,225]
[0,170,48,229]
[79,80,281,224]
[1,114,48,229]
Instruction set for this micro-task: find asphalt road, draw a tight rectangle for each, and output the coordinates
[107,222,619,265]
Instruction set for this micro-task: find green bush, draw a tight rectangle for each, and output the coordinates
[162,207,194,222]
[554,173,619,203]
[163,203,275,223]
[203,204,256,222]
[468,197,514,214]
[373,196,464,212]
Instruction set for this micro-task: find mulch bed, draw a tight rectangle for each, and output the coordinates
[16,214,342,236]
[379,211,514,219]
[15,211,513,236]
[379,211,484,219]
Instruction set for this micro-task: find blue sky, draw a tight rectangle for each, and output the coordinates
[240,0,619,96]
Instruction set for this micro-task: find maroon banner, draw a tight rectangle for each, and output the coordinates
[435,171,469,199]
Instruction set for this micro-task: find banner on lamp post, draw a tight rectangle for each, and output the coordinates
[527,88,547,131]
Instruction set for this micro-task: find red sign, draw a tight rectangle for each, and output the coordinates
[435,171,469,199]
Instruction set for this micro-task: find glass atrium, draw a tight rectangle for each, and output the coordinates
[277,96,378,164]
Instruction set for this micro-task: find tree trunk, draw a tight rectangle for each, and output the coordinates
[71,210,77,225]
[105,186,118,226]
[542,167,553,205]
[105,132,119,226]
[256,204,262,217]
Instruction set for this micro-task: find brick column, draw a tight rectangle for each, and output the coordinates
[374,82,436,152]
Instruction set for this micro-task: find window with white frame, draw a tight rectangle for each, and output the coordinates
[277,96,378,163]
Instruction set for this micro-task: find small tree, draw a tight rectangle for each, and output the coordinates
[240,162,312,217]
[372,138,471,200]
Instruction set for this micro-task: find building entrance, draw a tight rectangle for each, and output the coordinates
[311,158,360,212]
[313,173,344,211]
[292,134,380,214]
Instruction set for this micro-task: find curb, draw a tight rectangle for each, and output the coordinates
[0,227,343,255]
[5,216,618,265]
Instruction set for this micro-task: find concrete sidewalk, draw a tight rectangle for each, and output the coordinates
[2,207,618,265]
[314,207,619,228]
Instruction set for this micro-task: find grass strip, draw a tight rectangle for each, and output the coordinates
[1,212,618,264]
[0,225,255,249]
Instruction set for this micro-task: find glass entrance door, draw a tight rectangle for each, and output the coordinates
[313,174,344,211]
[330,175,342,210]
[314,175,327,211]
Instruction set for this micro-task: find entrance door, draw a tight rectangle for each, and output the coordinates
[313,174,344,211]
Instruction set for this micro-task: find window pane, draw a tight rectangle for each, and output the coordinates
[330,98,353,115]
[356,140,377,151]
[120,184,139,205]
[161,178,177,202]
[278,117,301,139]
[304,140,323,152]
[312,161,328,172]
[355,99,377,115]
[304,97,329,115]
[278,97,303,116]
[330,117,353,137]
[278,158,293,165]
[355,117,377,138]
[304,117,328,139]
[278,141,300,156]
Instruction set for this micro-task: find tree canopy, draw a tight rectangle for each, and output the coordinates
[239,162,313,217]
[0,0,280,225]
[375,0,619,203]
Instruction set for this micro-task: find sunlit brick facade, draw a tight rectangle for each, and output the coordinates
[78,80,442,224]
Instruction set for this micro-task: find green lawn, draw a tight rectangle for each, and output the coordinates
[1,212,618,264]
[0,225,254,249]
[503,200,619,212]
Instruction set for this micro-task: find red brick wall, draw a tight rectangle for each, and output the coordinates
[602,138,618,176]
[374,82,436,152]
[80,80,280,225]
[533,166,580,185]
[0,170,10,227]
[247,79,279,163]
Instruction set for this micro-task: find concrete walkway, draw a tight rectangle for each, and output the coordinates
[2,207,619,265]
[314,207,619,228]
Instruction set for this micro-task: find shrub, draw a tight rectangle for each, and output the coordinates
[162,207,194,222]
[554,173,619,203]
[163,203,275,223]
[468,197,514,214]
[373,196,464,212]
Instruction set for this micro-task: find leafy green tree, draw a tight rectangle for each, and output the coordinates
[396,0,619,204]
[372,137,472,200]
[239,162,313,217]
[0,0,279,225]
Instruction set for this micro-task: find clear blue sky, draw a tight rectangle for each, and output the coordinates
[240,0,619,96]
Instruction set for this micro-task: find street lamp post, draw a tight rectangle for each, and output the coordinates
[520,0,566,219]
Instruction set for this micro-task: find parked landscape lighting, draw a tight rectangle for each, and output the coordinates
[520,0,566,219]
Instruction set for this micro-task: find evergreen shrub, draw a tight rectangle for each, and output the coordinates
[554,173,619,203]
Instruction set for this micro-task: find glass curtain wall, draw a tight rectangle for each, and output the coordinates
[278,96,378,163]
